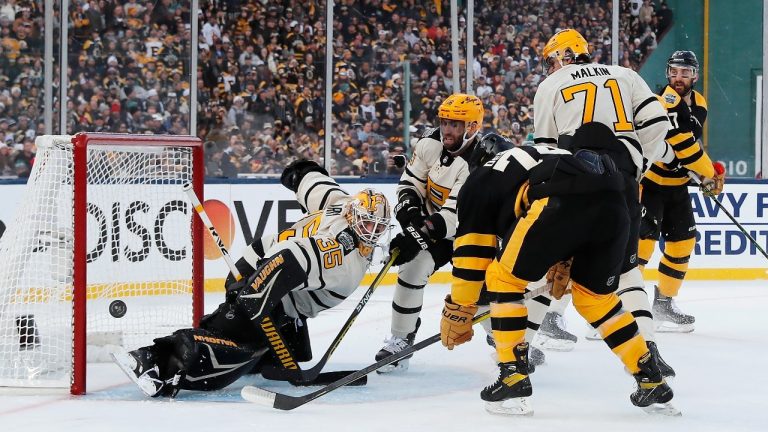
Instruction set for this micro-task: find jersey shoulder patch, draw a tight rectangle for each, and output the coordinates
[659,85,681,109]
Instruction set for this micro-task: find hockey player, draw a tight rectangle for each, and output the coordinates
[638,50,725,332]
[441,131,677,416]
[112,159,391,397]
[532,28,676,374]
[374,94,545,372]
[373,93,481,373]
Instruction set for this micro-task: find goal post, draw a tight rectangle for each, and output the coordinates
[0,133,204,395]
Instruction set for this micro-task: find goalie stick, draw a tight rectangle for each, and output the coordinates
[258,250,399,384]
[184,183,396,385]
[241,284,550,410]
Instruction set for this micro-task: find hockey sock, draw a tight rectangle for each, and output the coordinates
[549,292,570,315]
[617,287,655,343]
[571,282,647,374]
[391,277,426,338]
[658,238,695,297]
[523,280,551,342]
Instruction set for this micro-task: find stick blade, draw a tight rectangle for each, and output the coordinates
[241,386,278,408]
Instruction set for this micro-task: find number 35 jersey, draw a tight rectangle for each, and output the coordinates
[533,63,671,179]
[257,170,372,319]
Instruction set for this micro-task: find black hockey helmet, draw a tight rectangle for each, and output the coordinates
[667,50,699,74]
[666,50,699,97]
[468,132,514,172]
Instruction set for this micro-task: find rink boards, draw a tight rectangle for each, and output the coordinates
[0,179,765,289]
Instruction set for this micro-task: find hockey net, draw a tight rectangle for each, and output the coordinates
[0,133,204,394]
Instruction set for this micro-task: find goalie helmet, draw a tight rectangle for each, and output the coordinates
[542,29,590,72]
[346,188,391,247]
[468,133,514,172]
[437,93,484,156]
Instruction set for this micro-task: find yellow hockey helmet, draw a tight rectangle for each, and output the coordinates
[437,93,484,155]
[543,29,590,67]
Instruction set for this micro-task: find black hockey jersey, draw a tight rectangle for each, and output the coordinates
[642,86,714,187]
[452,145,626,304]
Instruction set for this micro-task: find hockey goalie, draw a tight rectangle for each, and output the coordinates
[112,160,391,397]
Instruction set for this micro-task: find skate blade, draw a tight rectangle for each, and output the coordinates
[584,329,602,341]
[484,398,534,416]
[376,359,409,374]
[655,321,694,333]
[534,334,576,351]
[641,402,682,416]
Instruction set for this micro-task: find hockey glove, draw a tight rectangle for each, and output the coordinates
[546,258,573,300]
[280,159,328,192]
[701,161,725,197]
[394,191,425,229]
[390,223,430,266]
[440,296,478,350]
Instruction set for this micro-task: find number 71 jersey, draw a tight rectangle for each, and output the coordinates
[533,63,670,179]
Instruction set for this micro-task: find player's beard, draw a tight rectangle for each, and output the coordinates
[671,80,691,97]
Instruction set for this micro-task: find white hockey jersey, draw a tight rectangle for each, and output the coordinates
[240,171,372,320]
[533,63,672,179]
[398,127,470,239]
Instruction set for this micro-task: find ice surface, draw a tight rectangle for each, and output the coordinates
[1,280,766,432]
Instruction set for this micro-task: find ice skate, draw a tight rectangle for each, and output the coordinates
[631,350,680,416]
[653,286,695,333]
[486,336,545,373]
[481,343,533,416]
[535,311,577,350]
[375,319,420,373]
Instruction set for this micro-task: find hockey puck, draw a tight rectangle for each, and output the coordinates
[109,300,127,318]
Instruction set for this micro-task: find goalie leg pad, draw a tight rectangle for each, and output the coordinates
[153,328,266,393]
[236,248,309,323]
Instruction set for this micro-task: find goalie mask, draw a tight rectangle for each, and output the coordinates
[345,188,391,247]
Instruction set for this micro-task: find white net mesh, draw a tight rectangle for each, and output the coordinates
[0,135,198,389]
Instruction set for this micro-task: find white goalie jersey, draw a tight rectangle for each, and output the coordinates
[398,127,469,239]
[239,171,373,320]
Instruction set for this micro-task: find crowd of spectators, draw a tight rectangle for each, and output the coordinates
[0,0,670,178]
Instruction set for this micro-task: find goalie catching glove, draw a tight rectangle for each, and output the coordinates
[440,296,478,350]
[547,258,573,300]
[700,161,725,198]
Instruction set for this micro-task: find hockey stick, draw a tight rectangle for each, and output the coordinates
[258,249,400,384]
[183,183,244,281]
[687,174,768,261]
[241,284,550,410]
[242,311,490,410]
